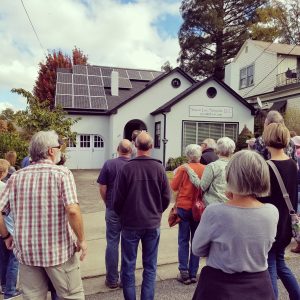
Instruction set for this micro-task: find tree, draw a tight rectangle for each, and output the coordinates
[284,107,300,135]
[236,125,254,150]
[12,88,80,142]
[178,0,267,80]
[0,108,16,132]
[161,61,173,72]
[33,47,88,107]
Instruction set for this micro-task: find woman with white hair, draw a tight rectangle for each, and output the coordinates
[192,150,278,300]
[186,137,235,205]
[170,144,205,285]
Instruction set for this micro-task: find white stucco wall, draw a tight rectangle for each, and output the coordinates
[109,71,193,159]
[164,80,254,160]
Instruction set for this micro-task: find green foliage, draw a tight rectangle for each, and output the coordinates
[236,125,254,151]
[161,61,173,72]
[0,108,16,132]
[12,88,80,142]
[178,0,267,80]
[0,132,28,168]
[166,156,188,171]
[284,107,300,134]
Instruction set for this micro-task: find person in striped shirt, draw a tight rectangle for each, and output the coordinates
[0,130,87,300]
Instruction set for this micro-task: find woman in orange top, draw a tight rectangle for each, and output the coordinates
[171,144,205,285]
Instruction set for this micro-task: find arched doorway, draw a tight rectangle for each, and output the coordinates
[124,119,147,140]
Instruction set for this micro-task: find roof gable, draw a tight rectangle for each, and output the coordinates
[151,77,255,115]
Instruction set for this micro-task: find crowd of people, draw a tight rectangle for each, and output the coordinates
[0,109,300,299]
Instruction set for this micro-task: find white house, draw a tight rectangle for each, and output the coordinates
[55,65,255,169]
[225,39,300,112]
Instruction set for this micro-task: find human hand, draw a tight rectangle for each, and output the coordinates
[5,235,13,250]
[75,240,87,261]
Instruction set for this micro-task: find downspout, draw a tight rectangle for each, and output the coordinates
[162,112,168,167]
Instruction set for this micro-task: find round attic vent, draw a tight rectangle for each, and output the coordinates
[206,87,217,98]
[171,78,181,88]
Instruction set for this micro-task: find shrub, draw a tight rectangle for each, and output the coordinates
[236,125,254,151]
[166,156,188,171]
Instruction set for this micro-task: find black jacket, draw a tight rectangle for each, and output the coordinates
[113,156,171,230]
[200,148,218,165]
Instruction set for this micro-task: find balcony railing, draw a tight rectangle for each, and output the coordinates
[276,68,300,87]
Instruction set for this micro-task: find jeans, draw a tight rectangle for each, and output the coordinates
[0,239,19,298]
[121,228,160,300]
[268,247,300,300]
[177,207,200,278]
[105,208,122,284]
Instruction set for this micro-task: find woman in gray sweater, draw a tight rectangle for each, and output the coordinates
[191,150,279,300]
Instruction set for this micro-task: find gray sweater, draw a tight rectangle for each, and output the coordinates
[192,203,279,274]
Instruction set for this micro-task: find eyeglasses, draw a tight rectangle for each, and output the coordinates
[51,145,61,150]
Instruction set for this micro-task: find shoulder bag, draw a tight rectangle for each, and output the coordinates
[267,160,300,242]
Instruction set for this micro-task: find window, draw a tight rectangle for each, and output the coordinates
[154,122,161,148]
[80,135,90,148]
[182,121,238,154]
[94,135,104,148]
[67,139,76,148]
[240,65,254,89]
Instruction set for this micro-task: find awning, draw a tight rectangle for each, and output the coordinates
[269,100,287,112]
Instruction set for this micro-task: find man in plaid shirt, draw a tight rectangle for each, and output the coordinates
[0,131,87,300]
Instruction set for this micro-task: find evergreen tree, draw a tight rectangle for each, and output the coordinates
[178,0,267,80]
[33,47,88,107]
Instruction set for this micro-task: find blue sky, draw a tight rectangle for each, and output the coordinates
[0,0,182,112]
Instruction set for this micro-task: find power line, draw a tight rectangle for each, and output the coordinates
[20,0,46,56]
[244,43,299,97]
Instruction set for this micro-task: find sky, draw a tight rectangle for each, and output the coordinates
[0,0,182,112]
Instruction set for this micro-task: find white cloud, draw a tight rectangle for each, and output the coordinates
[0,102,14,112]
[0,0,181,110]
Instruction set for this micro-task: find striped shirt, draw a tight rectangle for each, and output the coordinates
[0,160,78,267]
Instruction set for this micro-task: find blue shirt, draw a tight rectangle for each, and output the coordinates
[97,156,129,209]
[0,181,14,235]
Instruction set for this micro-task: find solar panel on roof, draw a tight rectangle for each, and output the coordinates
[88,76,103,86]
[102,77,111,87]
[119,78,132,89]
[127,69,141,80]
[74,96,90,109]
[101,67,113,77]
[139,71,154,81]
[89,85,106,97]
[73,75,88,85]
[73,65,87,75]
[113,69,128,78]
[74,84,89,95]
[56,95,73,108]
[57,73,72,83]
[56,83,72,94]
[152,72,161,79]
[87,66,102,76]
[90,97,107,109]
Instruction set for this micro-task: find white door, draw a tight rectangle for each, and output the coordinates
[65,134,105,169]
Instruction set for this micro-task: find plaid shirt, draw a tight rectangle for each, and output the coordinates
[0,160,78,267]
[254,136,297,161]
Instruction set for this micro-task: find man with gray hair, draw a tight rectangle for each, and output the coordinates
[0,130,86,300]
[254,110,296,160]
[97,139,132,289]
[199,138,218,165]
[114,131,170,300]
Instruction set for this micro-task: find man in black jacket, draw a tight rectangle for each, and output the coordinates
[114,131,170,300]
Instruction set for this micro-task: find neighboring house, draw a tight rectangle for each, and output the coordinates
[55,65,255,169]
[225,39,300,112]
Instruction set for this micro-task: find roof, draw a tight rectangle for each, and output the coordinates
[55,65,163,114]
[151,77,256,115]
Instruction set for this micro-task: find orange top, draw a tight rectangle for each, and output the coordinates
[170,163,205,210]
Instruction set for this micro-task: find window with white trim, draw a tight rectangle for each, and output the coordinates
[182,121,238,154]
[154,122,161,148]
[94,135,104,148]
[240,65,254,89]
[67,139,76,148]
[80,135,90,148]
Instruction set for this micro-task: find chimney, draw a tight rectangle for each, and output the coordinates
[111,70,119,96]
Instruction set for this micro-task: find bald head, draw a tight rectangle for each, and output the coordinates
[136,131,153,152]
[117,139,132,157]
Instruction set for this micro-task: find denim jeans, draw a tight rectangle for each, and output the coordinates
[105,208,122,284]
[177,207,200,278]
[0,239,19,298]
[121,228,160,300]
[268,247,300,300]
